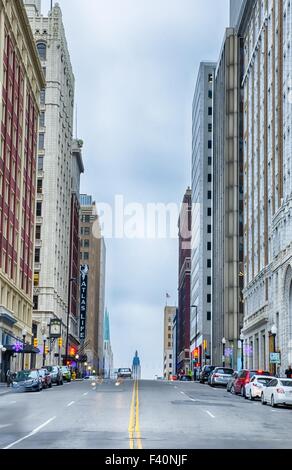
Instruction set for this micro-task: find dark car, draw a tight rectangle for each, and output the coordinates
[12,370,42,392]
[199,365,216,384]
[208,367,234,387]
[227,371,238,393]
[46,365,63,386]
[117,368,132,379]
[180,375,192,382]
[39,368,52,389]
[234,369,271,397]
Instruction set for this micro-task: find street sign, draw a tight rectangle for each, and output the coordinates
[270,352,281,364]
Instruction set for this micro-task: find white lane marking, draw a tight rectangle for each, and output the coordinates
[67,401,75,407]
[174,386,178,389]
[3,416,56,450]
[7,401,17,405]
[82,392,88,396]
[0,424,11,429]
[180,391,186,396]
[190,398,198,402]
[205,410,215,419]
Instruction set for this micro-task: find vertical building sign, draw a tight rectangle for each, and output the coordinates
[80,265,89,340]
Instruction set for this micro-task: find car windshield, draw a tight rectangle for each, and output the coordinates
[119,369,131,373]
[257,378,273,385]
[15,371,37,381]
[215,368,233,375]
[250,370,270,377]
[280,380,292,387]
[39,370,45,376]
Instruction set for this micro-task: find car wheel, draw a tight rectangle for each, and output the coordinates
[261,393,267,405]
[49,383,52,389]
[271,395,278,408]
[230,384,235,394]
[249,391,254,401]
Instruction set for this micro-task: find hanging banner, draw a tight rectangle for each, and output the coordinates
[79,265,89,340]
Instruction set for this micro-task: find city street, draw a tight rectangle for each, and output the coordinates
[0,379,292,449]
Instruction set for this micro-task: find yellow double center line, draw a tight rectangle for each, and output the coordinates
[128,380,142,449]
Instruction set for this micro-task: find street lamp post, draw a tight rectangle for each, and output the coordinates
[190,305,198,376]
[240,332,245,370]
[0,345,7,382]
[21,329,27,370]
[65,278,77,366]
[222,337,226,367]
[271,324,277,376]
[42,335,47,367]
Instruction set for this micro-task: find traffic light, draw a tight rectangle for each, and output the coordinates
[70,347,76,357]
[203,340,208,351]
[58,338,63,348]
[45,345,49,355]
[33,338,38,348]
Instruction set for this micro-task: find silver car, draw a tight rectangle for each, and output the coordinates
[209,367,234,387]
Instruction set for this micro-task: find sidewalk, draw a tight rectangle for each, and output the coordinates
[0,383,13,397]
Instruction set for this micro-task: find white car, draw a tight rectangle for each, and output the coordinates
[244,375,274,400]
[261,378,292,407]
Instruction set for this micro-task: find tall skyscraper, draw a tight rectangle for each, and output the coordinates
[239,0,292,375]
[103,309,113,379]
[191,63,216,368]
[213,28,244,369]
[24,1,75,367]
[0,0,45,380]
[177,188,191,375]
[80,195,106,374]
[163,306,176,380]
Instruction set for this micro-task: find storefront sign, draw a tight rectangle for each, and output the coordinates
[79,265,89,340]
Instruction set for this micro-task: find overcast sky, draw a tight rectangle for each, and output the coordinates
[42,0,229,378]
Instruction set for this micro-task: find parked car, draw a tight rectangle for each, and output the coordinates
[46,365,63,386]
[39,368,52,389]
[234,369,271,397]
[244,375,274,400]
[180,375,192,382]
[261,378,292,407]
[61,366,71,382]
[227,372,238,393]
[199,365,216,384]
[117,368,132,379]
[209,367,234,387]
[170,375,178,381]
[12,369,42,392]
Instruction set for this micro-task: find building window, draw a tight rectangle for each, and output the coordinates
[35,248,40,263]
[83,239,90,248]
[37,42,47,61]
[207,208,212,217]
[83,252,89,260]
[208,107,212,116]
[169,354,172,359]
[208,123,212,132]
[37,179,43,194]
[34,272,40,287]
[208,74,213,83]
[207,277,211,286]
[208,174,212,183]
[42,67,46,78]
[208,140,212,149]
[40,89,46,106]
[208,191,212,200]
[208,90,212,99]
[207,225,212,234]
[207,242,211,251]
[207,294,211,303]
[207,312,211,321]
[169,363,172,368]
[36,225,41,240]
[36,202,42,217]
[81,215,90,223]
[33,296,38,310]
[207,259,212,268]
[40,111,45,128]
[38,156,44,171]
[208,157,212,166]
[168,342,171,348]
[38,133,45,150]
[168,334,171,339]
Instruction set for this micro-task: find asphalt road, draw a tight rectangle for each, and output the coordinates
[0,379,292,449]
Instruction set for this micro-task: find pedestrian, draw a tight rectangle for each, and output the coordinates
[6,370,11,388]
[285,365,292,379]
[193,368,197,382]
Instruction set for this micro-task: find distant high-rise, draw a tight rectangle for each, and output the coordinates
[80,196,106,374]
[191,63,216,368]
[163,306,176,379]
[24,1,75,367]
[177,188,192,375]
[103,309,113,379]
